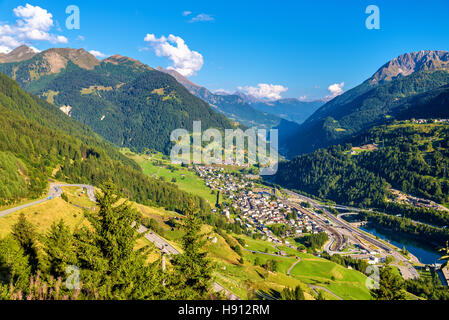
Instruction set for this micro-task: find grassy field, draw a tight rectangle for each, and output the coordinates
[124,151,218,206]
[0,177,373,300]
[0,197,163,264]
[61,186,96,208]
[0,198,86,238]
[0,194,48,212]
[289,253,371,300]
[239,236,278,254]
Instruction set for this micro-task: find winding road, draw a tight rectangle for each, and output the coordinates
[0,183,240,300]
[0,183,96,219]
[309,285,343,300]
[286,258,301,276]
[285,190,420,280]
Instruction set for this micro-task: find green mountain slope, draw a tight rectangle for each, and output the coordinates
[0,72,210,213]
[0,47,236,154]
[283,51,449,158]
[273,121,449,209]
[156,67,300,131]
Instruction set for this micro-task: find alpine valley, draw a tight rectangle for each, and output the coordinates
[0,27,449,303]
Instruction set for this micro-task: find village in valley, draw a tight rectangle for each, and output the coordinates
[194,165,324,247]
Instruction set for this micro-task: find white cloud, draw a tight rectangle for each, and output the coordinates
[0,46,12,54]
[325,82,345,100]
[144,34,167,43]
[144,34,204,77]
[299,95,308,101]
[237,84,288,100]
[189,14,214,23]
[89,50,106,58]
[182,11,192,16]
[0,4,68,53]
[77,35,85,41]
[29,46,40,53]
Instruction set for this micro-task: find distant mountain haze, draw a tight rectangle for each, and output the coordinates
[156,67,296,127]
[156,67,324,150]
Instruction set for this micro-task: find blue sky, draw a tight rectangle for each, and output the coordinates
[0,0,449,100]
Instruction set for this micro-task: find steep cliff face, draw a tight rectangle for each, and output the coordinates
[370,50,449,83]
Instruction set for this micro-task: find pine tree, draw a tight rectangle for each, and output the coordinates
[280,286,305,300]
[11,213,39,273]
[74,182,164,299]
[41,219,77,279]
[170,202,213,299]
[370,266,406,300]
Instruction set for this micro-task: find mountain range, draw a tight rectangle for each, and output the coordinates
[1,47,448,161]
[0,71,209,212]
[0,46,235,155]
[282,50,449,157]
[156,67,323,128]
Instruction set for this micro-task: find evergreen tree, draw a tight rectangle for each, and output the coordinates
[170,202,213,299]
[74,182,164,299]
[0,236,31,291]
[370,266,406,300]
[41,219,77,279]
[11,214,39,273]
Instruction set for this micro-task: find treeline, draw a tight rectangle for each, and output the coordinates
[274,145,389,206]
[405,275,449,300]
[321,252,369,274]
[376,201,449,228]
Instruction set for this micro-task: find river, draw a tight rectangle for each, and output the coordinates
[360,225,442,265]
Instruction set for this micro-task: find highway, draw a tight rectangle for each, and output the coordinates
[138,225,180,255]
[285,189,420,279]
[0,183,96,219]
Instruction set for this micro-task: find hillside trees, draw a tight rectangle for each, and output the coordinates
[370,266,406,300]
[170,202,213,299]
[0,72,210,215]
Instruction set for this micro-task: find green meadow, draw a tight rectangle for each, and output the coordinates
[123,150,218,206]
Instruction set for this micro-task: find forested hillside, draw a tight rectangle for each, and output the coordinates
[273,121,449,208]
[0,48,236,154]
[284,67,449,157]
[0,72,210,213]
[273,145,390,206]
